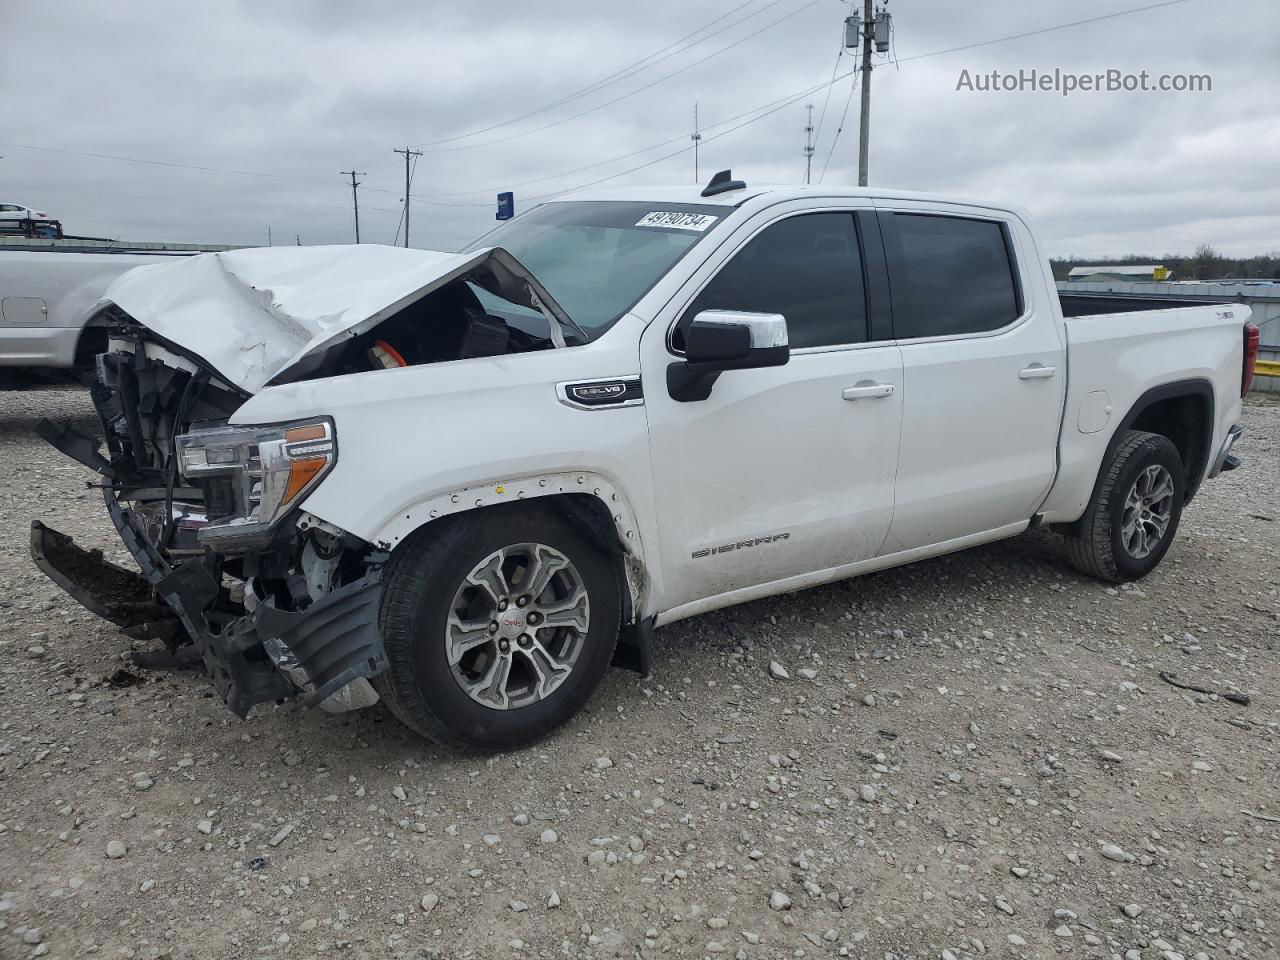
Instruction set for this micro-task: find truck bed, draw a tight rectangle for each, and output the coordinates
[1059,291,1228,318]
[1039,299,1248,525]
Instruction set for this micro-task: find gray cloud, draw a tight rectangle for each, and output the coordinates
[3,0,1276,256]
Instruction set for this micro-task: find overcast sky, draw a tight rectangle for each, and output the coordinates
[3,0,1275,257]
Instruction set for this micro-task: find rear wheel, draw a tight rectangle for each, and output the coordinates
[373,504,621,750]
[1064,429,1185,582]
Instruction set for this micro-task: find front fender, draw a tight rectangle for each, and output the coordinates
[370,469,645,555]
[361,470,653,633]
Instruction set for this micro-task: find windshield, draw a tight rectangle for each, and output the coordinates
[464,201,726,337]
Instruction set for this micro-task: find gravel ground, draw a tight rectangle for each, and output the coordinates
[0,386,1277,960]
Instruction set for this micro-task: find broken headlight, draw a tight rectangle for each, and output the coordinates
[176,418,336,548]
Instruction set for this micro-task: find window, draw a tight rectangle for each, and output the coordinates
[679,213,867,350]
[463,201,722,339]
[884,213,1021,339]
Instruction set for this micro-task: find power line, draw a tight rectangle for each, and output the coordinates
[346,0,787,173]
[403,0,785,150]
[691,103,703,183]
[416,0,1194,203]
[0,140,485,209]
[819,63,859,182]
[408,0,823,155]
[0,142,339,187]
[507,82,840,205]
[391,196,406,247]
[896,0,1190,66]
[483,0,1195,204]
[0,177,400,215]
[3,0,1195,220]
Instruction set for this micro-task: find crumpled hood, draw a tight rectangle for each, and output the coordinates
[101,243,571,393]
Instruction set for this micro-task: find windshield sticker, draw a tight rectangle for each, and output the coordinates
[635,211,718,232]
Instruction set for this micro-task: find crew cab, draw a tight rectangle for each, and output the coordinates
[31,174,1259,750]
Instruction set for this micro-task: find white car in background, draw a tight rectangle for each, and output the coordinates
[0,202,56,222]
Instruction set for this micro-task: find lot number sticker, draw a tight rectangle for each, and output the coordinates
[635,211,718,232]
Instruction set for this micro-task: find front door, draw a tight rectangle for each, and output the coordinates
[641,206,904,614]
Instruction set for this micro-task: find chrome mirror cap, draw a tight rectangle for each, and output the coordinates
[689,309,789,349]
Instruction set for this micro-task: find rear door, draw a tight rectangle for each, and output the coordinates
[876,205,1065,553]
[640,201,904,613]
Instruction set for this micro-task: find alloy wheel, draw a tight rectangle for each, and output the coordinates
[1120,464,1175,559]
[444,542,590,710]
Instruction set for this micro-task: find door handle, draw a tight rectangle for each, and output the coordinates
[842,381,895,400]
[1019,363,1057,380]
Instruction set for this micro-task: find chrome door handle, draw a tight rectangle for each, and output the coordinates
[1019,363,1057,380]
[842,382,895,400]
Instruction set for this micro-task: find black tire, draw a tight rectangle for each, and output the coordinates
[373,503,621,750]
[1064,429,1185,582]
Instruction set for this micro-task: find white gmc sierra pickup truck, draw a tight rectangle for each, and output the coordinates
[31,173,1260,750]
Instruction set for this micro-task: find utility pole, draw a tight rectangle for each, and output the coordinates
[267,225,272,246]
[803,103,815,185]
[340,169,366,243]
[690,104,702,184]
[393,146,423,248]
[846,1,892,186]
[858,0,873,187]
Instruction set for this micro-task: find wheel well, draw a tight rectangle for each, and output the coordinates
[1052,380,1214,539]
[73,325,109,370]
[387,493,641,624]
[1127,392,1212,498]
[516,493,652,671]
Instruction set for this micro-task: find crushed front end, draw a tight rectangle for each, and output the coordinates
[31,315,388,717]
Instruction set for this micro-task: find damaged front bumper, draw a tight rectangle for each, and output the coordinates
[31,489,388,719]
[30,329,392,718]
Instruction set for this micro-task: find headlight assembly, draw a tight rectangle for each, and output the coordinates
[176,418,336,548]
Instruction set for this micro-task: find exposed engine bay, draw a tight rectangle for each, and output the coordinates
[30,262,571,717]
[296,279,557,380]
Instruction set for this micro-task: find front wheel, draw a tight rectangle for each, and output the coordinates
[373,504,621,750]
[1064,429,1185,582]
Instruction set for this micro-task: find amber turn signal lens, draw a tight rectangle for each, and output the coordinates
[286,424,328,443]
[283,457,329,504]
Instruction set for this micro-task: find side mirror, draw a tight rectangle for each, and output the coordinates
[667,310,789,402]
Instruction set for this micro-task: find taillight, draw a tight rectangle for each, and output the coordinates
[1242,323,1260,397]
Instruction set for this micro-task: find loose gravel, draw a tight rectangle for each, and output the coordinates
[1,386,1277,959]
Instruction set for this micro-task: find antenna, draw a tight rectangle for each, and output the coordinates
[701,169,746,198]
[690,103,703,184]
[803,103,815,185]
